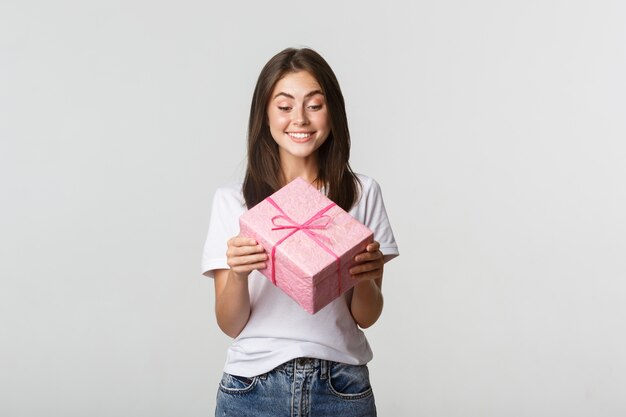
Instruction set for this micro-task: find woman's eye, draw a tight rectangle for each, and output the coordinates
[308,105,322,111]
[278,106,291,111]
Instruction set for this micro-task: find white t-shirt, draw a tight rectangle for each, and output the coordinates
[202,174,399,377]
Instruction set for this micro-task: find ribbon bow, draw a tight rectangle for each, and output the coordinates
[271,214,332,232]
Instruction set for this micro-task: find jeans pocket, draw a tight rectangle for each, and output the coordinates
[218,372,258,395]
[327,363,373,400]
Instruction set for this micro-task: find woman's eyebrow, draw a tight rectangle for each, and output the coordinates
[272,90,324,100]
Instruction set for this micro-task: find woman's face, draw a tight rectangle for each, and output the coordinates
[267,71,330,161]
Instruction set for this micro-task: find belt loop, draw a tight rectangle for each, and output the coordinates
[320,360,328,380]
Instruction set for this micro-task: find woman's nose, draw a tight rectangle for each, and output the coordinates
[292,107,309,125]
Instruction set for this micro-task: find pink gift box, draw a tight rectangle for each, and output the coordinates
[239,177,373,314]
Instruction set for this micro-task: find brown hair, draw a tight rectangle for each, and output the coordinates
[242,47,360,211]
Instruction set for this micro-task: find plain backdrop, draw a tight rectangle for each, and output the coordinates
[2,1,626,416]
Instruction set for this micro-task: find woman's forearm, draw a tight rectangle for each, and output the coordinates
[214,269,251,338]
[350,278,384,328]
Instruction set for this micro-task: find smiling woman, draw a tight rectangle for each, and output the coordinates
[201,47,399,416]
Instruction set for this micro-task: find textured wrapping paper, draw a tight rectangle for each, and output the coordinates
[239,177,374,314]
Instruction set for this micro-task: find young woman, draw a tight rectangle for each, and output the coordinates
[202,47,399,417]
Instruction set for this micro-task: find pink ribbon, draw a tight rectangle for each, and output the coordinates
[266,197,342,296]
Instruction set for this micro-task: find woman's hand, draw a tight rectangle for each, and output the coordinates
[350,241,384,282]
[349,241,385,328]
[226,236,267,279]
[215,236,267,338]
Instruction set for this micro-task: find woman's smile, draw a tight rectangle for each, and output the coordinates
[286,131,315,142]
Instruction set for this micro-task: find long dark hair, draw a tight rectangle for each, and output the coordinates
[242,47,360,211]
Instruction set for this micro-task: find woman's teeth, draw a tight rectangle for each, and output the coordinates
[288,132,311,139]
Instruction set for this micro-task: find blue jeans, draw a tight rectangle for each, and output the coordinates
[215,358,376,417]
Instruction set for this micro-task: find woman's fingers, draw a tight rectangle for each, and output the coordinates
[230,261,267,275]
[227,252,268,268]
[228,236,261,249]
[227,243,264,258]
[227,236,264,255]
[354,241,383,263]
[350,257,383,275]
[366,241,380,252]
[226,236,267,275]
[351,269,383,282]
[350,240,383,280]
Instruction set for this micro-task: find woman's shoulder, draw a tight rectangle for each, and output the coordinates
[354,173,382,195]
[212,181,246,209]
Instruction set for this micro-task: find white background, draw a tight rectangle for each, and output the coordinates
[2,1,625,416]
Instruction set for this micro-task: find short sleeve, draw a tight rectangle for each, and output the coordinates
[201,185,245,278]
[355,176,399,263]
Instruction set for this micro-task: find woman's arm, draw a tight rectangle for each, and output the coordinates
[214,236,267,338]
[349,241,385,328]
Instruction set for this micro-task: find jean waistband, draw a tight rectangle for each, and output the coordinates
[273,357,330,375]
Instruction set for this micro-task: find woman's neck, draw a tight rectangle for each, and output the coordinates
[279,154,319,187]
